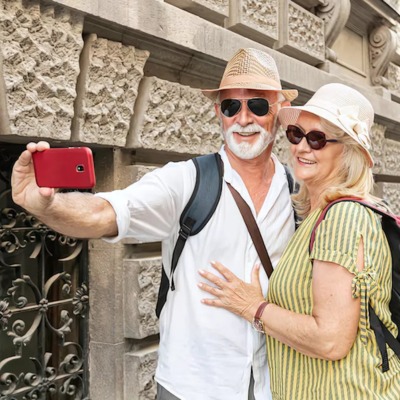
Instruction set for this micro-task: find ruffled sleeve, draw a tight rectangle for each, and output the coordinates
[351,268,379,343]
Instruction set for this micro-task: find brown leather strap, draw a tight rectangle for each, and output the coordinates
[255,301,269,319]
[227,183,274,278]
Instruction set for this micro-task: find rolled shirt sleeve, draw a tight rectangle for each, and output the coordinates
[94,160,196,243]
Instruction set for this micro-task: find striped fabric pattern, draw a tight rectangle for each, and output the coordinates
[266,202,400,399]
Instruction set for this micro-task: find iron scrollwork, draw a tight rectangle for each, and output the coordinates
[0,145,90,399]
[0,300,11,331]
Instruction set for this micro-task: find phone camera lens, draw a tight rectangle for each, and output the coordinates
[76,165,85,172]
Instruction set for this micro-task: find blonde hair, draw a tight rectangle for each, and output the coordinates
[292,118,385,219]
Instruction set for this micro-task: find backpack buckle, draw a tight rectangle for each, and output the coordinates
[179,222,192,240]
[179,217,195,240]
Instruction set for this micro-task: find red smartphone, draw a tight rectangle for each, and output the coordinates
[32,147,96,189]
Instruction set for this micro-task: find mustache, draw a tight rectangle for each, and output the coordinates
[225,123,267,135]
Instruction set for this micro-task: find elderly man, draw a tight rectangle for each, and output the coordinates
[11,48,297,400]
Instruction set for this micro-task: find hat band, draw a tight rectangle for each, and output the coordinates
[219,74,282,90]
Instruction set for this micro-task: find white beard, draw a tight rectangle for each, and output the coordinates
[223,122,275,160]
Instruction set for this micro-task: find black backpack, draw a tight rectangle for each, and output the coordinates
[155,153,296,318]
[309,198,400,372]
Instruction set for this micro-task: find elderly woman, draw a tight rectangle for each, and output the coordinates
[198,83,400,399]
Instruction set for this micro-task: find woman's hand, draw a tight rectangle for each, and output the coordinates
[198,261,265,322]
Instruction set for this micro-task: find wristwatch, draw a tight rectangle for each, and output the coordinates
[252,301,269,333]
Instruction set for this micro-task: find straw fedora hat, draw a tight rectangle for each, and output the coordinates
[202,48,298,102]
[278,83,374,167]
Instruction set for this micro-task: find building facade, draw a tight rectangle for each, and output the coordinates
[0,0,400,399]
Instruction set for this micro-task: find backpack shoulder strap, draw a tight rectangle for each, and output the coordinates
[180,153,224,235]
[283,164,296,194]
[171,153,223,288]
[283,164,299,226]
[155,153,223,317]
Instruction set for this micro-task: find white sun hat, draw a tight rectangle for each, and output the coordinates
[202,48,298,102]
[278,83,374,167]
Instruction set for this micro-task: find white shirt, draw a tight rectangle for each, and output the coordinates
[96,147,295,400]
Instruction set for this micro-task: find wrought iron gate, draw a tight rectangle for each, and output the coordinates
[0,145,89,399]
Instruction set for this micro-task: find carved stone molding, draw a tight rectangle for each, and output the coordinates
[384,137,400,175]
[315,0,351,61]
[369,24,398,88]
[165,0,229,26]
[275,1,325,66]
[292,0,324,9]
[386,62,400,92]
[370,122,386,174]
[226,0,279,47]
[382,0,400,16]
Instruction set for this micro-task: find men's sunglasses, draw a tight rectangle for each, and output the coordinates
[220,98,277,118]
[286,125,339,150]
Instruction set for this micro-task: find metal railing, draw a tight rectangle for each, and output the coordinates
[0,145,89,400]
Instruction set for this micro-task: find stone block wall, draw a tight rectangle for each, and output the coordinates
[227,0,280,47]
[276,1,325,64]
[124,346,159,400]
[123,257,161,339]
[127,76,221,153]
[71,34,149,146]
[1,0,400,399]
[0,0,83,138]
[383,183,400,214]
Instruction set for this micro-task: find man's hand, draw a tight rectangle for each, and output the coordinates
[11,141,118,239]
[12,141,55,216]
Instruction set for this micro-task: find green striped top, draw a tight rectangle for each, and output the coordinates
[266,201,400,400]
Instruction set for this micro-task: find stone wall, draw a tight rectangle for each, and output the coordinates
[1,0,399,399]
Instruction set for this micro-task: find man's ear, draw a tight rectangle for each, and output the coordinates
[281,100,291,108]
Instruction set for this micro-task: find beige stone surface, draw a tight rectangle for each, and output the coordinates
[272,125,291,165]
[288,1,324,56]
[123,257,161,339]
[241,0,279,36]
[332,27,367,75]
[48,0,400,126]
[0,49,10,135]
[90,341,125,400]
[115,164,157,189]
[382,183,400,214]
[371,123,386,174]
[124,346,158,400]
[0,0,83,139]
[165,0,228,25]
[384,138,400,176]
[276,1,325,65]
[387,62,400,94]
[383,0,400,14]
[131,165,157,181]
[72,34,149,146]
[88,240,126,343]
[127,76,222,154]
[226,0,279,46]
